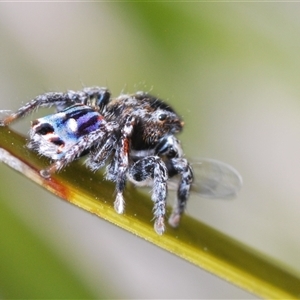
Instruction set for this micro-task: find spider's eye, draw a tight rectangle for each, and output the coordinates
[158,113,167,121]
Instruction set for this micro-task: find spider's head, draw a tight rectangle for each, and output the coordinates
[140,108,183,145]
[129,93,183,146]
[152,109,183,132]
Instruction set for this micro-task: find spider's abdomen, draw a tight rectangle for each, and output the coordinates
[29,104,106,160]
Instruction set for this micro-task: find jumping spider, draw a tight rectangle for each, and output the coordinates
[1,87,194,235]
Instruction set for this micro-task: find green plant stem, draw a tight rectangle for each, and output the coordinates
[1,126,300,299]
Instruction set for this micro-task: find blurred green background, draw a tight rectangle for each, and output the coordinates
[1,3,300,298]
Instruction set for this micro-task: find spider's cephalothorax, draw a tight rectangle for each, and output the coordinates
[1,87,193,234]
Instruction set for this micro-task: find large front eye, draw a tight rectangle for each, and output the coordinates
[158,113,167,121]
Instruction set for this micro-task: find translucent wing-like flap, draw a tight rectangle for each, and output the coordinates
[190,158,242,199]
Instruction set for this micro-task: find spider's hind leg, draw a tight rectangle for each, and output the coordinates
[1,87,111,126]
[40,123,117,178]
[85,135,117,172]
[1,92,75,126]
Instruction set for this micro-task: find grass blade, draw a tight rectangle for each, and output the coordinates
[1,126,300,299]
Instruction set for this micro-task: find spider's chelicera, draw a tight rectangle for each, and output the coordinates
[1,87,193,234]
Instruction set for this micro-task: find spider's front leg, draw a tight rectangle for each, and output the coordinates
[128,156,168,235]
[166,157,194,228]
[0,87,110,126]
[156,135,194,228]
